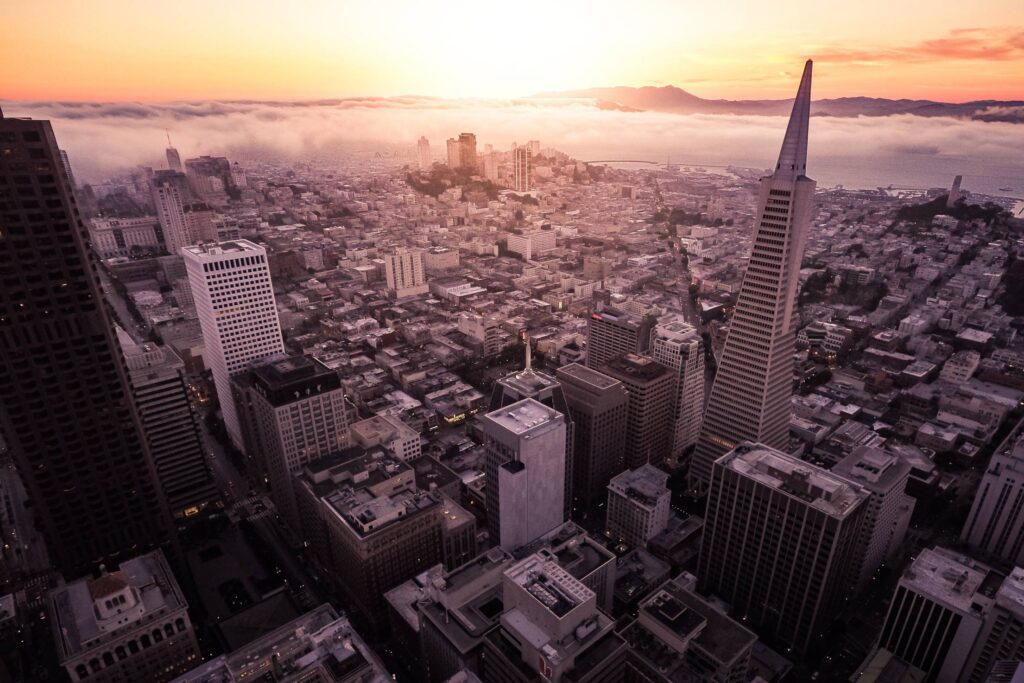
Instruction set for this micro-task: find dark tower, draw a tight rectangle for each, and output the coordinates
[0,113,169,575]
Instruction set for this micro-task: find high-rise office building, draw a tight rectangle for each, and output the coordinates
[963,567,1024,683]
[831,445,915,593]
[605,465,671,548]
[300,450,442,626]
[152,170,192,255]
[417,136,431,170]
[50,550,200,683]
[384,247,429,298]
[961,419,1024,566]
[458,132,477,170]
[599,354,675,469]
[165,133,183,173]
[513,144,531,192]
[691,61,816,492]
[59,149,77,189]
[481,399,567,551]
[182,240,284,452]
[0,113,168,574]
[117,328,219,522]
[446,137,460,169]
[245,354,350,529]
[651,321,705,469]
[585,307,656,369]
[877,547,1001,681]
[698,442,868,653]
[490,348,574,518]
[556,363,628,515]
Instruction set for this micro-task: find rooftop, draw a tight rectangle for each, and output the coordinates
[483,397,563,437]
[601,353,669,384]
[182,238,263,257]
[556,362,623,391]
[721,443,869,518]
[901,547,1002,614]
[50,550,185,659]
[505,555,594,618]
[609,465,669,509]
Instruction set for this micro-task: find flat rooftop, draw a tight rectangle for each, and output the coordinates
[505,555,594,618]
[601,353,669,383]
[997,567,1024,620]
[609,465,669,508]
[722,442,868,518]
[902,547,1002,614]
[556,362,622,391]
[484,397,562,436]
[182,238,263,257]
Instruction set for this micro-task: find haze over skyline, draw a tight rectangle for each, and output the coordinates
[3,0,1024,103]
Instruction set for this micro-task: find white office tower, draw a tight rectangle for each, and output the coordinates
[605,464,671,547]
[832,445,915,593]
[152,170,193,255]
[651,321,705,468]
[384,247,429,298]
[417,136,431,170]
[961,420,1024,566]
[877,547,999,681]
[691,60,816,492]
[183,240,284,452]
[513,144,531,192]
[482,398,566,551]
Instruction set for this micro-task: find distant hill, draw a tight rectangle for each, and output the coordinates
[535,86,1024,122]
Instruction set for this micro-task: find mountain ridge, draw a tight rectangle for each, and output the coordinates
[534,85,1024,122]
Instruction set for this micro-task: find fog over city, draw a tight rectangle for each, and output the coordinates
[5,97,1023,194]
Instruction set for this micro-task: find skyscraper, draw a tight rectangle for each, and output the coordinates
[244,354,350,530]
[599,354,675,470]
[698,442,867,653]
[0,113,168,574]
[651,321,705,469]
[961,419,1024,566]
[691,61,816,492]
[585,307,657,370]
[152,170,192,256]
[513,144,531,192]
[182,240,284,452]
[165,132,183,173]
[489,348,574,518]
[877,547,1000,681]
[117,328,220,522]
[556,363,628,515]
[458,132,477,170]
[383,247,429,298]
[417,136,431,170]
[481,399,566,551]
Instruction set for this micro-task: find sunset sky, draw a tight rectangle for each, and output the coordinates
[3,0,1023,103]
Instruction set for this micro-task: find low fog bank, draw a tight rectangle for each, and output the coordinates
[3,97,1021,195]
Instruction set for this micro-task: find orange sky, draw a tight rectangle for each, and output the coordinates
[2,0,1023,103]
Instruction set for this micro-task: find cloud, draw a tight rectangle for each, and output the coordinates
[814,27,1024,64]
[1,97,1020,195]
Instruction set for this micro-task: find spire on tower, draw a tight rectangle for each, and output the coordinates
[166,129,173,147]
[775,59,812,178]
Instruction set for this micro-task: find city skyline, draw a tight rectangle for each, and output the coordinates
[4,3,1024,681]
